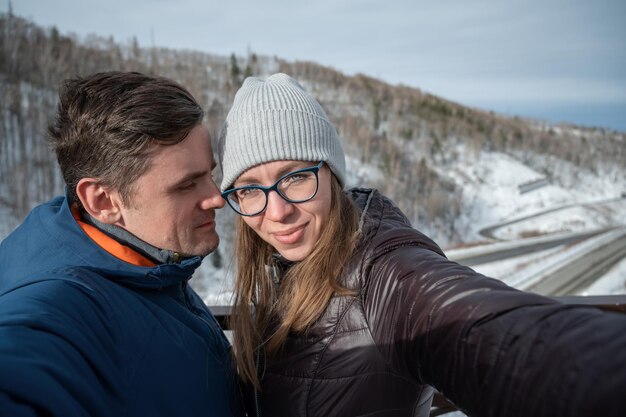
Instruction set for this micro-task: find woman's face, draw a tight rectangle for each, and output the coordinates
[233,160,333,262]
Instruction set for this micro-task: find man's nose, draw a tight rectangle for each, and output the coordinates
[199,178,225,210]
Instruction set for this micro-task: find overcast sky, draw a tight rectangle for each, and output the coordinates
[12,0,626,131]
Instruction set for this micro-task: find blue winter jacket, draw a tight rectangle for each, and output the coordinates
[0,196,244,417]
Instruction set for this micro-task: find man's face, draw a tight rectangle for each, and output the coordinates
[115,124,225,257]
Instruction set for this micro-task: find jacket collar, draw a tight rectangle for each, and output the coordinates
[78,210,186,265]
[49,194,202,290]
[347,187,445,258]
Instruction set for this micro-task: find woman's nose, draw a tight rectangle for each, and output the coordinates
[263,190,294,221]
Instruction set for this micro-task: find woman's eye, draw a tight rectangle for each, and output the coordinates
[284,173,306,184]
[235,189,248,198]
[236,188,257,199]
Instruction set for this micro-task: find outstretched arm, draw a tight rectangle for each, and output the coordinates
[364,245,626,417]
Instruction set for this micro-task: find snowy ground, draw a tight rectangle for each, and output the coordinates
[439,146,626,295]
[444,146,625,241]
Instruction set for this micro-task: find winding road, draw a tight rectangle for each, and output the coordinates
[449,196,626,296]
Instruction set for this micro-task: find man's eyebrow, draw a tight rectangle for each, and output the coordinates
[168,170,208,190]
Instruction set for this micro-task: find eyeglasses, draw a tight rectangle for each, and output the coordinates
[222,161,324,216]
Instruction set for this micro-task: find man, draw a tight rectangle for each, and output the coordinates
[0,72,244,416]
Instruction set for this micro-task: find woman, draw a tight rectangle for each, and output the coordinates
[218,73,625,417]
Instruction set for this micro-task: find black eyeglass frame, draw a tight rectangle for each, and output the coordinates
[221,161,325,216]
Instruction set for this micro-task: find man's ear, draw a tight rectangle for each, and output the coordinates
[75,178,124,225]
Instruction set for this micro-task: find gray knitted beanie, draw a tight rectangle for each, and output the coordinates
[218,73,346,191]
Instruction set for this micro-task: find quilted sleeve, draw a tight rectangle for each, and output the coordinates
[364,245,626,417]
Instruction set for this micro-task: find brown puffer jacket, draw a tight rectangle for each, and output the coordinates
[257,188,626,417]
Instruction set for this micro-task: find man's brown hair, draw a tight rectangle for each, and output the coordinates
[48,71,204,207]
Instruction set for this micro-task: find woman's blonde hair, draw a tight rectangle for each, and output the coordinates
[230,175,359,388]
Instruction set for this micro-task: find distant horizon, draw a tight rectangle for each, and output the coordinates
[463,100,626,133]
[9,0,626,133]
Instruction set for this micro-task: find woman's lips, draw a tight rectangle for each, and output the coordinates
[272,224,307,244]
